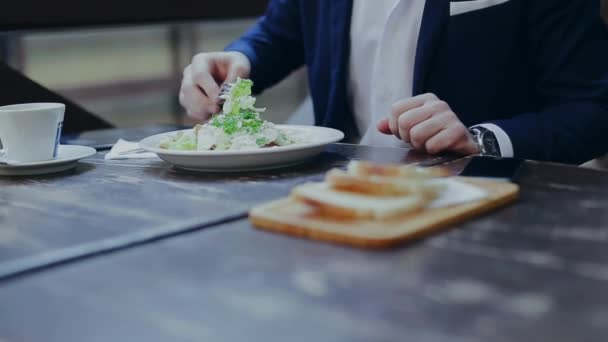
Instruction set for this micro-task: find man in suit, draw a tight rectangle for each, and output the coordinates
[179,0,608,164]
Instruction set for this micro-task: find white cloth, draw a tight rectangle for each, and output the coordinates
[450,0,511,16]
[105,139,159,160]
[348,0,514,157]
[349,0,425,148]
[580,154,608,170]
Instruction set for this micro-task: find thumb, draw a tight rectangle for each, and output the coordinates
[225,63,248,85]
[377,118,392,135]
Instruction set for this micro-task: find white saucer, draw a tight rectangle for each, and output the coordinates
[0,145,97,176]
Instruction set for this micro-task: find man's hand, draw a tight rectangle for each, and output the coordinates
[179,51,251,120]
[377,93,480,155]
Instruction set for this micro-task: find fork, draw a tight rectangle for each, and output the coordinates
[117,84,234,155]
[218,83,233,104]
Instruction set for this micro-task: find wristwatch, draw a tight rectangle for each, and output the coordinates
[469,126,501,157]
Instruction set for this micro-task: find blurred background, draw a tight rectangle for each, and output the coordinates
[0,1,606,131]
[0,2,312,129]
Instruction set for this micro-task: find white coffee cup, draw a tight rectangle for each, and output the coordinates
[0,103,65,163]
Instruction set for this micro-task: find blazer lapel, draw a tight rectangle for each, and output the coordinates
[329,0,353,70]
[326,0,355,132]
[413,0,450,95]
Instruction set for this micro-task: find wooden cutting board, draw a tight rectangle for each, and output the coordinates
[249,177,519,249]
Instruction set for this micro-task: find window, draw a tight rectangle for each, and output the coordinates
[4,20,308,128]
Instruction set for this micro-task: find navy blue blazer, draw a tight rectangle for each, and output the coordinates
[226,0,608,164]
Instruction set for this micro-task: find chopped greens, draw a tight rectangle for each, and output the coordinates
[159,77,296,151]
[256,137,267,147]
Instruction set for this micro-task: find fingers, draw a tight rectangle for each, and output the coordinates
[225,63,250,85]
[396,105,436,142]
[179,65,218,119]
[191,54,220,100]
[224,51,252,84]
[388,93,438,140]
[180,53,226,120]
[391,93,437,118]
[424,124,471,155]
[179,52,252,120]
[423,129,456,155]
[206,104,221,115]
[375,92,476,155]
[377,118,391,135]
[179,69,206,119]
[450,125,480,155]
[407,112,450,150]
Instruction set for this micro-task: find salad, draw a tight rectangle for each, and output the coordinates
[160,78,296,151]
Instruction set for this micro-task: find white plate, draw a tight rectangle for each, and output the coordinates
[139,125,344,172]
[0,145,96,176]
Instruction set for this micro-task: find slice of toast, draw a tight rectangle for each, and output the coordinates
[325,169,443,199]
[291,182,427,220]
[250,177,520,249]
[347,160,449,179]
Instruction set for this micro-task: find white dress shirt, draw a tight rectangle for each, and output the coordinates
[348,0,514,157]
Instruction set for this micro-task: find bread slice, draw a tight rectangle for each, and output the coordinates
[291,182,427,220]
[347,160,449,179]
[250,177,519,249]
[326,169,443,199]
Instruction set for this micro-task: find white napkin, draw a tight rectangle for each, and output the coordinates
[429,178,488,209]
[105,139,160,160]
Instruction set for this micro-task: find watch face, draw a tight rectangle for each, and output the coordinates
[482,131,501,157]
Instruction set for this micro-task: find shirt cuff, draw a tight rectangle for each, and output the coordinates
[471,123,514,158]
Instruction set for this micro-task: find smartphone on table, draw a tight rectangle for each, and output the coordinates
[459,156,524,181]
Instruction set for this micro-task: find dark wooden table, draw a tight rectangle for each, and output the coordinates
[1,136,607,341]
[0,143,446,279]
